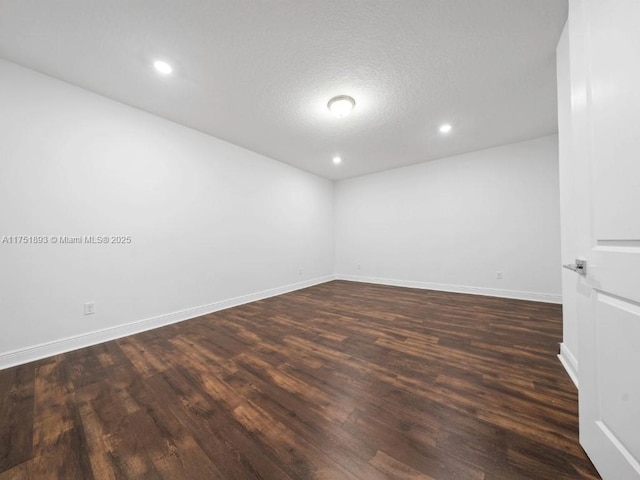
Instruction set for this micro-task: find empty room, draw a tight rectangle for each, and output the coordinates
[1,1,638,479]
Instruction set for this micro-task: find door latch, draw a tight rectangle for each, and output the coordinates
[563,258,587,275]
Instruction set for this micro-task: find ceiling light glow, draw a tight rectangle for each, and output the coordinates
[439,123,452,133]
[327,95,356,118]
[153,60,173,75]
[333,156,342,165]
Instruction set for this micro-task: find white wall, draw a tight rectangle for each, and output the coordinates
[0,59,334,367]
[334,135,562,302]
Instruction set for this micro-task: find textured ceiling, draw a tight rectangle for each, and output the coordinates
[0,0,567,180]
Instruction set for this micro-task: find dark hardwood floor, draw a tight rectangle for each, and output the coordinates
[0,280,600,479]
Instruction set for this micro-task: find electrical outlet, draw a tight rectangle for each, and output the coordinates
[84,302,95,315]
[496,271,504,280]
[356,264,361,270]
[298,268,303,275]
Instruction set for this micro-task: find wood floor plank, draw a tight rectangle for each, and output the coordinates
[78,380,161,480]
[0,281,600,479]
[0,363,34,472]
[369,450,436,480]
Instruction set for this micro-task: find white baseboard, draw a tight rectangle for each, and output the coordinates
[0,275,336,371]
[558,343,579,388]
[0,274,562,371]
[335,274,562,304]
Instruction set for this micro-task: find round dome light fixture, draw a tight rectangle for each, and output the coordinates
[327,95,355,118]
[332,156,342,165]
[153,60,173,75]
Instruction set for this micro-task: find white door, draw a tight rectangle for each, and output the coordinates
[563,0,640,478]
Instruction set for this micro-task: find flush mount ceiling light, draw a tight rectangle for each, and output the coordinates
[327,95,356,118]
[332,156,342,165]
[153,60,173,75]
[439,123,452,133]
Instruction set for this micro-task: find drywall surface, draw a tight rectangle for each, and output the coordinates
[0,58,334,366]
[334,135,562,302]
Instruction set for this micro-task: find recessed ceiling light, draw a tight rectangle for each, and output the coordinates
[153,60,173,75]
[327,95,356,118]
[332,156,342,165]
[439,123,452,133]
